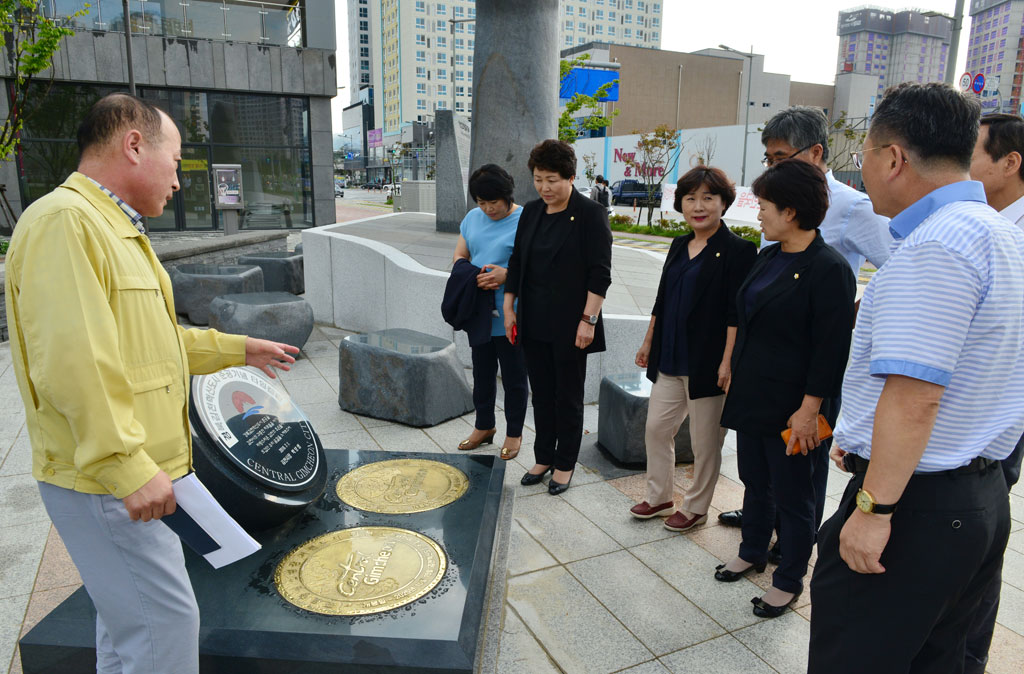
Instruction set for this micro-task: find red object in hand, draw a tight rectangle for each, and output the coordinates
[510,324,518,345]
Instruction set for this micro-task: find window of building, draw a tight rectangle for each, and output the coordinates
[438,68,447,79]
[608,25,615,35]
[359,20,368,31]
[361,73,369,84]
[436,52,446,64]
[455,37,465,49]
[579,7,587,18]
[416,34,426,45]
[359,7,367,17]
[638,1,646,10]
[456,85,465,96]
[625,0,633,7]
[456,101,464,112]
[652,17,659,26]
[469,7,475,17]
[579,22,587,31]
[595,24,603,34]
[566,5,573,14]
[455,54,464,65]
[438,84,447,96]
[437,36,446,48]
[578,36,585,44]
[416,18,425,29]
[436,3,446,14]
[652,31,658,41]
[596,9,604,19]
[416,66,427,77]
[436,19,446,30]
[415,1,425,10]
[456,69,465,80]
[360,34,368,44]
[360,60,369,71]
[417,99,426,110]
[625,14,632,23]
[417,83,426,94]
[454,6,464,17]
[416,50,426,61]
[624,27,631,37]
[609,11,616,20]
[566,19,573,30]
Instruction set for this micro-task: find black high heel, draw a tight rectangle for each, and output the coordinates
[548,470,573,495]
[714,560,768,582]
[751,588,803,618]
[520,466,553,486]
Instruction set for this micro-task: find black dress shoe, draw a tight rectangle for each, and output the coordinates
[718,509,744,527]
[548,471,573,495]
[767,541,783,565]
[520,466,553,486]
[714,560,767,582]
[751,588,802,618]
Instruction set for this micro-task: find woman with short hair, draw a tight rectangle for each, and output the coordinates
[452,164,528,459]
[631,166,757,531]
[504,139,612,494]
[714,159,856,619]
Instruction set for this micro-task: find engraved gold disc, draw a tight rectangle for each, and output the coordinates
[274,526,447,616]
[335,458,469,514]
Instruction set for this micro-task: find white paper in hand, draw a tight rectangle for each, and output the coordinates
[171,473,261,569]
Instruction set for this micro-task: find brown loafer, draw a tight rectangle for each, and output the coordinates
[629,501,674,519]
[664,511,708,532]
[458,429,496,451]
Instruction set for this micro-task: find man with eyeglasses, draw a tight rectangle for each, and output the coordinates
[808,82,1024,673]
[717,106,893,545]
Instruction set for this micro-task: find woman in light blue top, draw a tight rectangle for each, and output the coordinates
[452,164,528,460]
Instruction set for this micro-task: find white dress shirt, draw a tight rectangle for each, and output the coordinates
[1000,192,1024,230]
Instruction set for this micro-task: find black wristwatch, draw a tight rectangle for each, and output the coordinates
[581,313,599,325]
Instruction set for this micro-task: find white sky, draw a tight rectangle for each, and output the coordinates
[331,0,973,136]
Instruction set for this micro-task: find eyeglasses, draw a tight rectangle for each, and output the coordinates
[762,144,816,168]
[851,144,894,170]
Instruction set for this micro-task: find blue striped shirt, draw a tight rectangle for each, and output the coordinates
[834,181,1024,471]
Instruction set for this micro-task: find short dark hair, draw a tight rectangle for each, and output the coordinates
[595,174,605,183]
[77,93,165,156]
[761,106,830,162]
[528,139,576,179]
[674,166,736,214]
[469,164,515,205]
[870,83,980,171]
[751,159,829,231]
[980,113,1024,181]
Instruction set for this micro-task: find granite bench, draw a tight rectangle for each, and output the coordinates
[338,328,473,427]
[208,292,314,352]
[237,251,304,295]
[169,264,264,325]
[597,372,694,465]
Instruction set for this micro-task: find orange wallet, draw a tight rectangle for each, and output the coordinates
[781,414,833,455]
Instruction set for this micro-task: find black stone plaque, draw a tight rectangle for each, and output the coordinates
[190,367,328,531]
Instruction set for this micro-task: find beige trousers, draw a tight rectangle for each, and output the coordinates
[644,372,727,515]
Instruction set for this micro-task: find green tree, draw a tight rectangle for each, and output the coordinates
[624,124,683,226]
[826,111,868,174]
[558,54,619,144]
[0,1,86,161]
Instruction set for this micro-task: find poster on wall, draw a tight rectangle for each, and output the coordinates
[212,164,243,210]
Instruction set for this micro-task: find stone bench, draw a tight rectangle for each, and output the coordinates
[597,372,694,465]
[208,292,314,352]
[169,264,264,325]
[338,328,473,427]
[237,251,304,295]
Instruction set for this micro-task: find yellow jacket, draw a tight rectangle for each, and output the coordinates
[5,172,247,498]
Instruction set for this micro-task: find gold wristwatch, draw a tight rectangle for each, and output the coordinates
[855,488,897,515]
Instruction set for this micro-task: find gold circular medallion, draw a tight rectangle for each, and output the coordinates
[335,458,469,514]
[274,527,447,616]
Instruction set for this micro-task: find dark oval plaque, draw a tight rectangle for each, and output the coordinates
[192,368,321,492]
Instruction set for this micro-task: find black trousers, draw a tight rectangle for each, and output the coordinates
[470,336,529,437]
[736,432,815,594]
[521,337,588,472]
[809,460,1010,674]
[964,431,1024,674]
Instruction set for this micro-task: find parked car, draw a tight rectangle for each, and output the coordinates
[575,182,593,196]
[334,184,344,198]
[611,179,661,206]
[362,182,383,190]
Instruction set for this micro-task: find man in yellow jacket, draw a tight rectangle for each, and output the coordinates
[5,93,299,674]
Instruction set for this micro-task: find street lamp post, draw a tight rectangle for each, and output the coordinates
[448,17,475,114]
[720,44,754,186]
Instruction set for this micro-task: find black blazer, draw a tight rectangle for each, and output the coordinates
[646,223,757,398]
[505,188,612,353]
[720,231,856,436]
[441,258,493,347]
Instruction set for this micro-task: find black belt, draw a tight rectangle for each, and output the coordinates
[843,453,997,477]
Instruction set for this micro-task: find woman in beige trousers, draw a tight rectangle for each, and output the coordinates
[631,166,757,531]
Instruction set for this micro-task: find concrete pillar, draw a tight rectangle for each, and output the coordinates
[434,110,473,232]
[468,0,559,210]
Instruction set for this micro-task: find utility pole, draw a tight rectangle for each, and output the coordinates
[943,0,966,88]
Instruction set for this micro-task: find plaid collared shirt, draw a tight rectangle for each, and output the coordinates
[86,177,145,234]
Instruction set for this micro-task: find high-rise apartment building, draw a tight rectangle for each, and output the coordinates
[966,0,1024,114]
[348,0,664,135]
[836,7,952,95]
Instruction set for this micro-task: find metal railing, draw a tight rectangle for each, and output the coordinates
[42,0,302,47]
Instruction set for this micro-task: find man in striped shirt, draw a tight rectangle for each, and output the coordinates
[808,83,1024,672]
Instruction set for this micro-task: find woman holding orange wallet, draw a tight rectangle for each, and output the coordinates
[714,159,856,619]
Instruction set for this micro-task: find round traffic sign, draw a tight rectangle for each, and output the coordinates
[959,72,972,92]
[972,73,986,94]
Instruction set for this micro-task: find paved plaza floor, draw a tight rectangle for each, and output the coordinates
[0,215,1021,672]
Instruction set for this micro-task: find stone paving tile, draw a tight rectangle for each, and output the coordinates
[32,527,80,593]
[297,401,364,435]
[318,429,382,452]
[506,567,652,674]
[616,660,673,674]
[659,635,776,674]
[1009,529,1024,555]
[299,339,338,359]
[0,594,30,674]
[276,357,323,381]
[606,471,689,508]
[0,435,30,477]
[0,474,48,529]
[19,585,78,638]
[494,606,560,674]
[352,413,398,429]
[1012,493,1024,525]
[708,475,746,514]
[506,520,557,577]
[631,535,765,632]
[0,521,50,600]
[278,376,337,406]
[997,581,1024,636]
[568,550,725,656]
[560,481,677,548]
[512,494,621,564]
[365,425,444,454]
[1002,547,1024,592]
[732,610,810,674]
[988,623,1024,674]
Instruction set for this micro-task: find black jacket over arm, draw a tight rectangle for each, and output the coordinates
[720,231,856,436]
[646,223,757,398]
[505,188,613,354]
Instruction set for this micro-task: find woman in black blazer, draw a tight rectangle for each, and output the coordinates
[631,167,757,532]
[503,139,612,495]
[714,160,855,619]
